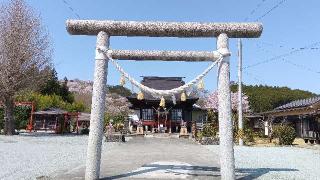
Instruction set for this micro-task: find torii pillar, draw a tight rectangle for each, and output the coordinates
[66,20,263,180]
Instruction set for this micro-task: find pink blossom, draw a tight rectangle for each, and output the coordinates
[105,93,132,116]
[204,91,250,112]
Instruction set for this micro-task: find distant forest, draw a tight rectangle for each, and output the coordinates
[230,84,317,113]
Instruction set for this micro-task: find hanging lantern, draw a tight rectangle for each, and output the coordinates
[137,91,144,100]
[197,79,205,90]
[181,92,187,102]
[119,75,126,86]
[159,96,166,107]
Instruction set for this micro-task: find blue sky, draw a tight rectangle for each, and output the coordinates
[2,0,320,94]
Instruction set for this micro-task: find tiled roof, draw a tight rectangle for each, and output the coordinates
[33,108,67,115]
[275,96,320,110]
[141,76,185,90]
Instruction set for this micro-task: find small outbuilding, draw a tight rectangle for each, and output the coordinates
[260,96,320,143]
[31,108,84,134]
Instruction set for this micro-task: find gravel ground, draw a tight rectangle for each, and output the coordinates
[1,133,319,180]
[0,132,119,180]
[57,136,220,180]
[205,145,320,180]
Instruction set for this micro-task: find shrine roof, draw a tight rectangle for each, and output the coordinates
[275,96,320,110]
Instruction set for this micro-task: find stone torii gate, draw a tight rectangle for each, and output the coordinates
[66,20,262,180]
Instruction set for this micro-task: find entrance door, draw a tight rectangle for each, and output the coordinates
[157,113,168,133]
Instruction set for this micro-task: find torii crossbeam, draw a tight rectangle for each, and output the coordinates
[66,20,262,180]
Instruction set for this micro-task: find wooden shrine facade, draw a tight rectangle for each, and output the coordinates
[32,108,90,134]
[127,76,198,133]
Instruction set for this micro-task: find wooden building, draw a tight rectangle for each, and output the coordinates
[32,108,83,134]
[261,96,320,143]
[127,76,199,133]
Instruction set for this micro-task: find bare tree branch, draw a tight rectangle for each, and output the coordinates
[0,0,52,135]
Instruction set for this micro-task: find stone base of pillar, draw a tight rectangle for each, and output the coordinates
[179,127,188,138]
[136,126,144,135]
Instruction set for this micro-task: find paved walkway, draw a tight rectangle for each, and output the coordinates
[56,137,221,180]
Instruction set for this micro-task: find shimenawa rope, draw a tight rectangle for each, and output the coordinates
[97,46,224,100]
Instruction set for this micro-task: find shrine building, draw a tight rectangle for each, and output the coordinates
[126,76,201,133]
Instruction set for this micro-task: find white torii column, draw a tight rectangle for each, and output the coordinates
[85,31,109,180]
[217,33,235,180]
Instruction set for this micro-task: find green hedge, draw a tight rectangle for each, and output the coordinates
[16,92,86,112]
[0,106,31,131]
[273,124,296,145]
[14,106,31,130]
[202,123,218,137]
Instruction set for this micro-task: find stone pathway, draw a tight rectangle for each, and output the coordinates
[56,137,221,180]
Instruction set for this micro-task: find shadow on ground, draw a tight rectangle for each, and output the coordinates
[101,163,298,180]
[17,132,85,137]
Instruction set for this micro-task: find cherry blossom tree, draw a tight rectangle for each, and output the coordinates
[105,93,131,116]
[205,91,250,112]
[104,93,132,129]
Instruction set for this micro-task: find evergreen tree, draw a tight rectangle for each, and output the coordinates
[107,85,132,97]
[231,84,317,113]
[60,77,74,103]
[40,68,60,95]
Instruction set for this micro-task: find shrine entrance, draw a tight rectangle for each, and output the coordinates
[66,19,262,180]
[155,108,169,133]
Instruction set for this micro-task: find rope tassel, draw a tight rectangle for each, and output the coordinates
[197,79,205,90]
[137,91,144,100]
[119,75,126,86]
[159,96,166,107]
[181,92,187,102]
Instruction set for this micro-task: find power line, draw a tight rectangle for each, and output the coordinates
[243,71,267,85]
[281,58,320,75]
[255,0,287,21]
[244,0,267,21]
[256,43,273,54]
[244,41,320,69]
[62,0,81,19]
[257,41,320,50]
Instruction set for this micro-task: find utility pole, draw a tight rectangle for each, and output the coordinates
[238,38,244,146]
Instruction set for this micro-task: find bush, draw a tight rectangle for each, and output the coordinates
[253,129,267,138]
[202,123,218,137]
[0,106,30,131]
[244,128,255,143]
[273,124,296,145]
[14,106,31,130]
[234,128,255,143]
[104,113,126,130]
[233,115,255,143]
[196,131,203,141]
[16,92,87,112]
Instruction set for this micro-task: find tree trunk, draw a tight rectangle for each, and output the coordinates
[4,97,15,135]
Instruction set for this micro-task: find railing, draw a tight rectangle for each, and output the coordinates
[196,122,204,131]
[302,130,320,139]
